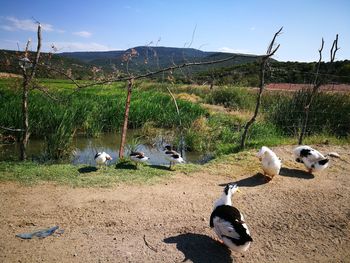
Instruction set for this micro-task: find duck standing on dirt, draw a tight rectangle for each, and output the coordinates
[210,183,252,252]
[257,146,282,182]
[94,152,112,169]
[293,145,339,173]
[129,151,149,169]
[163,145,185,170]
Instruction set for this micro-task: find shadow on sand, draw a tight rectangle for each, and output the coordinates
[164,233,233,263]
[279,167,314,179]
[220,173,268,188]
[78,166,98,174]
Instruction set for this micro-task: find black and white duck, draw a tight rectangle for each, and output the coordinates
[210,183,252,252]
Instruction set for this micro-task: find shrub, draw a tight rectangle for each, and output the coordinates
[205,86,255,110]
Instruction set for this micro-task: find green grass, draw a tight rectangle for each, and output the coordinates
[0,160,202,187]
[0,78,207,159]
[1,78,349,164]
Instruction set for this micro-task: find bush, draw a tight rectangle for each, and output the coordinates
[205,86,255,110]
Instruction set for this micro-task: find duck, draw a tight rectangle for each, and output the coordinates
[129,151,149,169]
[163,145,185,169]
[210,183,252,252]
[94,152,112,169]
[293,145,340,173]
[257,146,282,182]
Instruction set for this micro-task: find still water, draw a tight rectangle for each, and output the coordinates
[0,132,208,166]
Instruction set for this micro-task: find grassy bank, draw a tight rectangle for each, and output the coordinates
[0,160,201,187]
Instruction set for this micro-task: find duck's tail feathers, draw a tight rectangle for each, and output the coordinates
[325,152,340,158]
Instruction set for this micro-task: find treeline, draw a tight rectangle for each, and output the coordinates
[195,60,350,86]
[1,49,349,85]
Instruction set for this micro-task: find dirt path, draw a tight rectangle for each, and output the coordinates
[0,145,349,262]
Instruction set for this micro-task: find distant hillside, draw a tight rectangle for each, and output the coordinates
[58,46,259,75]
[0,46,259,80]
[4,46,347,85]
[0,49,94,79]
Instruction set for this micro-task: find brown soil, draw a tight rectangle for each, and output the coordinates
[266,83,350,92]
[0,145,349,263]
[0,72,22,79]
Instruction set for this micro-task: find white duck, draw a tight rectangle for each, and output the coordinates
[257,146,282,182]
[94,152,112,169]
[129,151,149,169]
[293,145,339,173]
[210,184,252,253]
[163,145,185,169]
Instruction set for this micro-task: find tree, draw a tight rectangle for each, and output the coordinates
[240,27,282,149]
[298,35,339,145]
[19,23,42,160]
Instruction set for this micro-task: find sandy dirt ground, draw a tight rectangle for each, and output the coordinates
[0,145,349,263]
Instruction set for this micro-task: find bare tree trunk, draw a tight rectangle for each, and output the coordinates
[19,23,42,161]
[119,79,133,159]
[240,27,282,150]
[20,77,30,160]
[240,61,266,149]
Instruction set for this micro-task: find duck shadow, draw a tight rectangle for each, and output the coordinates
[220,173,268,188]
[78,166,97,174]
[279,167,314,179]
[149,164,171,171]
[115,162,136,170]
[164,233,233,263]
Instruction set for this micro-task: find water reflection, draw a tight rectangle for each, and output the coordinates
[0,132,207,165]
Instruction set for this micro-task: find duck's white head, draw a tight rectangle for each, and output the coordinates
[214,183,240,208]
[257,146,269,161]
[224,183,240,196]
[103,152,112,160]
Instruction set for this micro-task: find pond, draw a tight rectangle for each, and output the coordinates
[0,131,210,166]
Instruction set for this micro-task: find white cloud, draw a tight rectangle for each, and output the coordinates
[250,26,256,31]
[73,31,92,38]
[218,47,252,54]
[49,41,111,52]
[1,16,56,32]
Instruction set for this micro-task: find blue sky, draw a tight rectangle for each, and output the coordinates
[0,0,349,62]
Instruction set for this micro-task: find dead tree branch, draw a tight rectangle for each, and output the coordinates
[143,234,158,252]
[29,23,42,82]
[298,35,339,145]
[32,84,60,101]
[20,23,42,160]
[330,34,339,62]
[0,125,24,132]
[118,79,134,159]
[240,27,282,149]
[73,54,254,90]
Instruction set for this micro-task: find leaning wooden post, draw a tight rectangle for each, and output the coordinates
[119,78,133,159]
